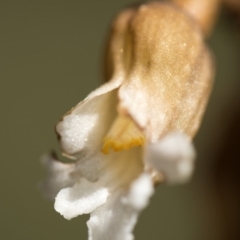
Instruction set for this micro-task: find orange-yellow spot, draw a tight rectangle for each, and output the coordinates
[102,115,145,154]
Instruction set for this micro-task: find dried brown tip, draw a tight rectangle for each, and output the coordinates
[172,0,221,37]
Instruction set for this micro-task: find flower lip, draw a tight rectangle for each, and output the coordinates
[101,115,145,154]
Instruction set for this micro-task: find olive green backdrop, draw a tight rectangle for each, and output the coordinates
[1,1,240,240]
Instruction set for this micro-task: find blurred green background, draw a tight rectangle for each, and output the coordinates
[1,1,240,240]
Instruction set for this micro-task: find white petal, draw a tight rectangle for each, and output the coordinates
[41,153,76,199]
[54,178,109,220]
[56,88,118,158]
[144,133,196,184]
[87,173,154,240]
[122,173,154,210]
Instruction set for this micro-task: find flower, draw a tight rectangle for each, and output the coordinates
[42,2,214,240]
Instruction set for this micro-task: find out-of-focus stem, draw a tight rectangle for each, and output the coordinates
[223,0,240,14]
[172,0,221,37]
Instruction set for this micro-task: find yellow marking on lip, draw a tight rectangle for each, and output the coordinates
[102,115,145,154]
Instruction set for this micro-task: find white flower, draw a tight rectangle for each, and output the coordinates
[42,2,214,240]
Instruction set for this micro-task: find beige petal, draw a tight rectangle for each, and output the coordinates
[105,2,214,142]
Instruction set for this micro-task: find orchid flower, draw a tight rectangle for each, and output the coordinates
[42,2,215,240]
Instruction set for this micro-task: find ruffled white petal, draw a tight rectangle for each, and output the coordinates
[41,153,76,199]
[55,178,109,220]
[144,133,196,184]
[87,173,154,240]
[52,143,144,223]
